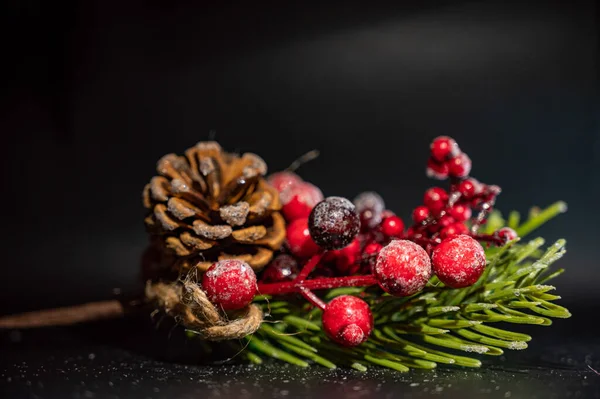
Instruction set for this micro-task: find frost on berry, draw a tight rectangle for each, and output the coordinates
[267,171,302,193]
[431,235,486,288]
[309,197,360,250]
[354,191,385,230]
[202,259,257,310]
[374,240,432,297]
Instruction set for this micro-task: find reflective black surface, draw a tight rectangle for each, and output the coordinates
[1,304,599,399]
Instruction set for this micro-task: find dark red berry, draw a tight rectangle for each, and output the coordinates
[495,227,518,243]
[354,191,385,231]
[381,215,404,238]
[457,178,480,199]
[374,240,432,297]
[431,235,486,288]
[322,295,373,347]
[326,238,361,274]
[268,171,303,193]
[440,222,469,239]
[448,153,472,178]
[309,197,360,250]
[261,254,298,282]
[412,206,430,224]
[448,204,472,222]
[361,242,383,272]
[423,187,449,214]
[426,157,450,180]
[430,136,459,162]
[286,218,321,258]
[201,259,257,310]
[281,182,324,222]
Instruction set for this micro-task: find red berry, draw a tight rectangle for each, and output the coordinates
[423,187,449,214]
[448,153,472,178]
[374,240,432,297]
[438,214,455,228]
[286,218,320,258]
[457,178,480,199]
[431,235,486,288]
[430,136,459,162]
[448,204,472,222]
[322,295,373,347]
[309,197,360,250]
[281,182,324,222]
[426,157,449,180]
[381,215,404,238]
[327,238,361,274]
[361,242,383,272]
[201,259,257,310]
[440,222,469,239]
[412,206,430,224]
[261,254,298,282]
[267,171,302,193]
[495,227,518,243]
[354,191,385,231]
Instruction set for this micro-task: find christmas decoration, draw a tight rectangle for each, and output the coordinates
[0,137,570,374]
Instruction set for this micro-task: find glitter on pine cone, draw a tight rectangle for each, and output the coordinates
[142,141,286,273]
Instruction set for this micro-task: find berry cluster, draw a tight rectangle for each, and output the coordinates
[196,137,520,348]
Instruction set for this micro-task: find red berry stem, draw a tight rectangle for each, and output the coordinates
[257,274,378,296]
[299,287,327,310]
[295,253,324,282]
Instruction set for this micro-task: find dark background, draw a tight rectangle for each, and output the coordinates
[1,1,598,397]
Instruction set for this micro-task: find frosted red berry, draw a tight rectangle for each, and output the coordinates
[423,187,449,214]
[448,153,472,178]
[495,227,518,243]
[374,240,432,297]
[448,204,472,222]
[431,235,486,288]
[457,178,479,199]
[426,157,449,180]
[286,218,321,258]
[201,259,257,310]
[281,182,324,222]
[440,222,469,239]
[326,238,361,274]
[430,136,459,162]
[412,206,430,224]
[354,191,385,231]
[309,197,360,250]
[322,295,373,347]
[261,254,298,283]
[381,215,404,238]
[267,171,302,193]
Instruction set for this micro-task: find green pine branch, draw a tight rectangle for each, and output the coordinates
[197,201,570,372]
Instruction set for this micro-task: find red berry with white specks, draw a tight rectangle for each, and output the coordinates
[412,206,430,224]
[430,136,459,162]
[281,182,324,222]
[448,204,472,222]
[495,227,518,243]
[423,187,449,214]
[322,295,373,347]
[374,240,432,297]
[309,197,360,250]
[381,215,405,238]
[286,218,321,258]
[426,157,450,180]
[431,235,486,288]
[201,259,257,310]
[448,153,472,178]
[268,171,303,193]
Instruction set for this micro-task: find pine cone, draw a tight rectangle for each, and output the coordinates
[142,141,286,272]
